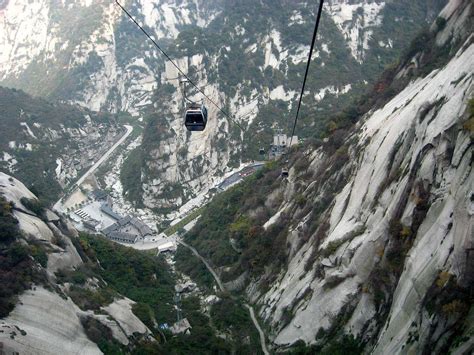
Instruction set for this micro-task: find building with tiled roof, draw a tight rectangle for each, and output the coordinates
[102,214,153,244]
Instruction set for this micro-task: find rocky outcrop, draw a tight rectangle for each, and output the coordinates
[0,172,154,354]
[0,287,102,355]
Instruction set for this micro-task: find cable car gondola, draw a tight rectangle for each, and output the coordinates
[185,104,208,131]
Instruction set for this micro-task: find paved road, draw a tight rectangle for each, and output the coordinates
[54,125,133,211]
[129,235,178,250]
[245,304,270,355]
[75,124,133,187]
[178,239,270,354]
[178,240,225,292]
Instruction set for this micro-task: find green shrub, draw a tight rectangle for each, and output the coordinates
[20,197,46,218]
[0,197,48,317]
[30,245,48,267]
[68,285,114,311]
[132,302,156,331]
[0,197,19,243]
[120,148,144,207]
[210,296,261,350]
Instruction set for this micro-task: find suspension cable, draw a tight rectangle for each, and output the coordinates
[114,0,244,131]
[288,0,325,147]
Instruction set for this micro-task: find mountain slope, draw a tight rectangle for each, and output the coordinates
[0,0,448,212]
[0,86,122,204]
[0,171,270,353]
[177,0,473,352]
[132,0,449,211]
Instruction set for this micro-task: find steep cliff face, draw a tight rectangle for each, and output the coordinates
[251,1,473,351]
[0,0,216,113]
[0,0,446,211]
[177,0,473,352]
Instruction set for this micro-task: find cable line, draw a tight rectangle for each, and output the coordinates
[114,0,244,131]
[288,0,325,147]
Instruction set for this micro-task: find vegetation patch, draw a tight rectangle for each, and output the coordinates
[462,97,474,133]
[80,316,123,354]
[69,234,238,353]
[175,246,216,290]
[320,226,366,259]
[120,147,144,207]
[163,207,203,237]
[77,233,176,324]
[19,197,46,219]
[0,196,47,317]
[421,271,472,353]
[177,167,287,281]
[210,295,261,352]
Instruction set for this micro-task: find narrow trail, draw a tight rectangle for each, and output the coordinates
[177,240,270,354]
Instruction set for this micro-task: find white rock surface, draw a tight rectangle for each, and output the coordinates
[0,287,101,355]
[0,172,37,208]
[103,298,153,339]
[14,211,54,242]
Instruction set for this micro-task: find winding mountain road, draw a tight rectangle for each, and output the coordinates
[53,124,133,211]
[74,124,133,188]
[177,240,225,292]
[177,239,270,354]
[245,304,270,355]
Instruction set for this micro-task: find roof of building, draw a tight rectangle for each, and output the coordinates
[107,231,138,243]
[102,215,153,237]
[158,241,176,252]
[100,204,123,221]
[102,222,118,235]
[83,219,100,227]
[130,217,153,236]
[92,189,108,200]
